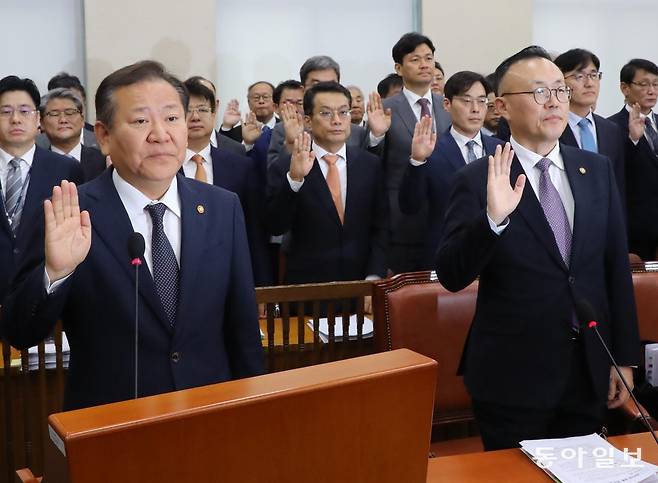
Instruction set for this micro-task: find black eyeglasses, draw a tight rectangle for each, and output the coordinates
[565,72,603,83]
[500,86,572,104]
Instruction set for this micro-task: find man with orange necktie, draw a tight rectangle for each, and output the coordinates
[266,82,388,295]
[183,77,271,286]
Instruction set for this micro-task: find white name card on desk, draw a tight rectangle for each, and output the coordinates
[307,315,373,343]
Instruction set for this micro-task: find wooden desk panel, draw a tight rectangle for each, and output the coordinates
[426,432,658,482]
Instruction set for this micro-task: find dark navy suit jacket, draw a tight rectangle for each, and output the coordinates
[608,107,658,244]
[435,144,639,409]
[2,170,264,410]
[560,113,626,207]
[189,147,271,286]
[266,146,388,284]
[0,146,82,302]
[399,129,503,268]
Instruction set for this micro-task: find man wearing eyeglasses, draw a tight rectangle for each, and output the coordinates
[436,46,639,450]
[0,76,82,304]
[39,88,106,182]
[182,77,270,286]
[266,81,387,299]
[608,59,658,260]
[220,81,279,144]
[554,49,626,207]
[399,71,503,269]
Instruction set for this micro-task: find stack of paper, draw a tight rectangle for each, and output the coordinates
[520,433,658,482]
[307,315,373,343]
[27,333,70,370]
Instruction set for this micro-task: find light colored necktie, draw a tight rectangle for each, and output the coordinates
[5,158,24,235]
[191,154,208,183]
[322,154,344,224]
[466,140,478,163]
[577,118,597,152]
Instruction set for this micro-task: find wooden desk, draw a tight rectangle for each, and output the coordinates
[426,432,658,482]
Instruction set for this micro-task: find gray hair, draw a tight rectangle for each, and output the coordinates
[39,87,84,116]
[299,55,340,85]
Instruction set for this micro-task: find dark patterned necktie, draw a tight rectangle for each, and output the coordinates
[146,203,179,326]
[417,98,431,119]
[536,157,572,265]
[5,158,24,235]
[644,116,658,155]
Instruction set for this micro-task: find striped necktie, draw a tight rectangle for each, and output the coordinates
[5,158,24,235]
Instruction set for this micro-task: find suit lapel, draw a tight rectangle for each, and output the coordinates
[510,156,568,270]
[440,132,466,172]
[308,158,342,226]
[16,150,48,241]
[210,146,225,186]
[393,93,418,138]
[175,175,207,335]
[561,124,578,148]
[562,145,592,267]
[482,135,502,156]
[85,170,172,333]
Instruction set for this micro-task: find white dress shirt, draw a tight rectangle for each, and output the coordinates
[0,144,35,194]
[402,86,434,124]
[488,136,574,234]
[450,126,484,164]
[210,129,218,148]
[46,170,181,291]
[52,142,83,162]
[567,110,598,151]
[183,144,214,184]
[287,142,348,208]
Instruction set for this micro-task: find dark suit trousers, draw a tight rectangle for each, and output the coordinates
[472,338,606,451]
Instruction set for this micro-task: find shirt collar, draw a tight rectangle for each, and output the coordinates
[625,104,655,123]
[312,141,347,162]
[450,126,482,148]
[0,143,36,169]
[185,143,212,164]
[264,115,277,129]
[52,142,83,162]
[568,110,595,130]
[403,86,432,109]
[209,129,218,148]
[510,135,563,171]
[112,169,181,221]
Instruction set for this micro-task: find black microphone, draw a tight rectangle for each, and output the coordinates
[128,232,145,399]
[575,299,658,445]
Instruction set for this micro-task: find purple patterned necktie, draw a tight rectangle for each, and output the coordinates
[536,157,572,265]
[417,98,431,119]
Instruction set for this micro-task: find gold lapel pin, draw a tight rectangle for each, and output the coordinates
[579,167,586,175]
[196,204,205,214]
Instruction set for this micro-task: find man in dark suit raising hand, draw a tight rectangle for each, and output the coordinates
[436,46,640,451]
[2,61,264,410]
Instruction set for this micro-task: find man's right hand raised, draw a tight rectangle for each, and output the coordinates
[44,181,92,283]
[288,132,315,182]
[486,143,525,226]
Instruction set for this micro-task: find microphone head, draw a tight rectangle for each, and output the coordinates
[575,299,597,326]
[128,232,145,261]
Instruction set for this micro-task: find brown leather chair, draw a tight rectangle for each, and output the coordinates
[631,266,658,342]
[372,272,482,456]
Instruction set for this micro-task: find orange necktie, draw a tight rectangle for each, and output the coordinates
[191,154,208,183]
[322,153,344,224]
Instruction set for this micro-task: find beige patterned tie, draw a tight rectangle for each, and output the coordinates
[322,154,344,224]
[191,154,207,183]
